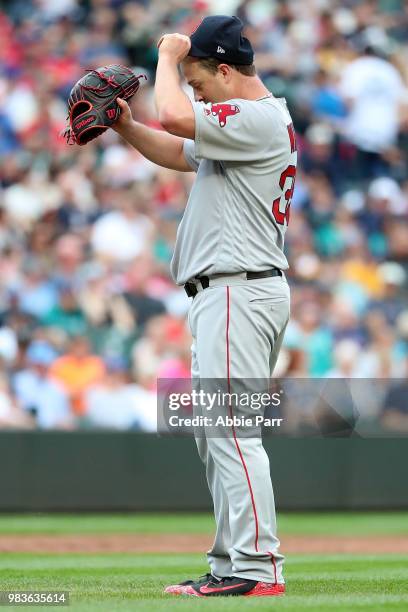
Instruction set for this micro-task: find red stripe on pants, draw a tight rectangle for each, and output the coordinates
[225,286,277,581]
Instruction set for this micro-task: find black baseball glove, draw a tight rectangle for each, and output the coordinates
[63,65,146,145]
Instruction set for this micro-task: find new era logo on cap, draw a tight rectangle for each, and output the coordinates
[217,46,225,54]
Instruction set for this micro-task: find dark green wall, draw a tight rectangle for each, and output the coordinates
[0,433,407,511]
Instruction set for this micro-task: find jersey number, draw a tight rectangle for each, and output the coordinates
[272,165,296,226]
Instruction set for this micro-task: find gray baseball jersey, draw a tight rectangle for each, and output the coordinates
[170,95,297,285]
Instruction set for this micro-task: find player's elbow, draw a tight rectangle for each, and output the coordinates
[159,108,194,139]
[159,109,178,132]
[159,108,175,132]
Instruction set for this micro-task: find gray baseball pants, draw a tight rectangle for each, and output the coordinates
[188,272,290,584]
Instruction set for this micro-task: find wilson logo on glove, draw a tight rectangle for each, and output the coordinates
[75,116,96,129]
[62,65,146,145]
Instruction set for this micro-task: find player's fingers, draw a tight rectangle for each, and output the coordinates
[115,98,131,123]
[116,97,129,112]
[157,35,164,48]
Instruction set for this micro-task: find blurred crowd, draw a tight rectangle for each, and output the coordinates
[0,0,407,432]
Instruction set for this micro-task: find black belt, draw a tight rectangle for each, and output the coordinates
[184,268,282,298]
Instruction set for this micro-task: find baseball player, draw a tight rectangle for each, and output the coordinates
[113,15,296,598]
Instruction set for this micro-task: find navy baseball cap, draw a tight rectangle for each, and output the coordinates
[189,15,254,65]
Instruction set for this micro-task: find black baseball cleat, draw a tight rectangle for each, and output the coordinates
[176,576,286,597]
[164,573,220,595]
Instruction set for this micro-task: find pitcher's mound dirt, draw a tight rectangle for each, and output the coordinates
[1,533,408,554]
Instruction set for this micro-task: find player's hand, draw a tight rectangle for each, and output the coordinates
[157,33,191,63]
[112,97,133,133]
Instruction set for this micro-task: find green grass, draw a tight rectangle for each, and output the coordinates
[0,553,407,611]
[0,512,406,536]
[0,513,407,610]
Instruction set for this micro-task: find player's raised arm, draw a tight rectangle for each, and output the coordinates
[113,32,196,168]
[154,34,195,139]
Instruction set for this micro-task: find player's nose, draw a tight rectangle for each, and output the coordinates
[194,93,204,102]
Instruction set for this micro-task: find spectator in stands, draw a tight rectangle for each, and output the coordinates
[13,341,72,429]
[338,37,408,179]
[16,259,58,320]
[122,253,166,332]
[290,301,334,376]
[368,262,406,325]
[132,315,186,385]
[0,0,407,433]
[0,371,33,429]
[41,284,87,337]
[49,335,105,416]
[90,185,154,262]
[84,355,156,431]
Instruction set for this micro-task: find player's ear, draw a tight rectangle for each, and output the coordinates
[218,64,233,83]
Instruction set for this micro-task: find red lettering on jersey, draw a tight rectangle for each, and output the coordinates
[205,103,240,128]
[287,123,297,153]
[272,164,296,226]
